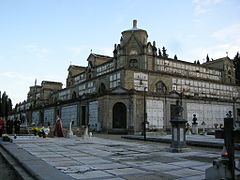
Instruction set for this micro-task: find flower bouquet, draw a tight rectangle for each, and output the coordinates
[2,134,12,142]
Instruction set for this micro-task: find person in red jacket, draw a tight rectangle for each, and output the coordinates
[53,116,64,137]
[0,117,5,137]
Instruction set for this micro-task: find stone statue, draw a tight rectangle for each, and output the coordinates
[192,114,198,134]
[226,111,232,118]
[83,125,89,139]
[192,114,198,125]
[66,121,75,138]
[175,100,183,117]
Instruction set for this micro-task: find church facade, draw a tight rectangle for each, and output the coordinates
[15,20,240,134]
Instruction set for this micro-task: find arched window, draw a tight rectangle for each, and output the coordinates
[156,81,167,94]
[98,83,106,94]
[129,59,138,68]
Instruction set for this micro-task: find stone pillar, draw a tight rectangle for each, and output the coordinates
[169,100,190,153]
[170,117,189,152]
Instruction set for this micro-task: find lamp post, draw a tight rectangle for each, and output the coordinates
[140,80,148,141]
[143,86,147,141]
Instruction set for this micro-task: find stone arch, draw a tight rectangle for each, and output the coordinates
[112,102,127,129]
[98,83,106,94]
[156,81,167,94]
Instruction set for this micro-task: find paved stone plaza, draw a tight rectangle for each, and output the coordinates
[2,135,237,180]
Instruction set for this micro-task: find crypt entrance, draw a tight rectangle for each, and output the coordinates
[112,102,127,129]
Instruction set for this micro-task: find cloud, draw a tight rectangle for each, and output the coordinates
[24,44,49,59]
[67,47,83,56]
[190,23,240,60]
[192,0,224,15]
[212,24,240,42]
[98,47,113,56]
[210,23,240,57]
[2,72,35,82]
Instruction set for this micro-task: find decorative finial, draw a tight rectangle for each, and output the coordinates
[226,51,228,57]
[90,49,92,54]
[133,20,137,28]
[153,41,156,47]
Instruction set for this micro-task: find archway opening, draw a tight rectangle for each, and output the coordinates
[113,102,127,129]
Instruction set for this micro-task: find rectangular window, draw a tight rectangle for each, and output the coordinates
[172,85,177,91]
[172,78,176,84]
[110,72,121,88]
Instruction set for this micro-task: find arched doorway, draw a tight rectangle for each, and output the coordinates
[113,102,127,128]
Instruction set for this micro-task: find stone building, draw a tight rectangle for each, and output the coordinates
[15,20,240,134]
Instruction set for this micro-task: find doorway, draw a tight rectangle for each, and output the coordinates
[81,106,86,126]
[113,102,127,128]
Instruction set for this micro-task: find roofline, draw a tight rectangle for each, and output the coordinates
[42,81,63,85]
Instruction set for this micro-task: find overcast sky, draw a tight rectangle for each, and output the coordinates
[0,0,239,105]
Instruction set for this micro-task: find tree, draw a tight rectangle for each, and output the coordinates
[233,51,240,85]
[7,98,12,114]
[174,55,178,60]
[206,54,210,62]
[1,92,8,117]
[0,91,13,118]
[162,46,169,58]
[0,91,2,116]
[197,60,200,64]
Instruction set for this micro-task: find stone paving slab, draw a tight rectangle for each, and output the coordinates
[48,160,81,167]
[123,134,240,150]
[68,170,114,179]
[168,160,207,168]
[1,135,237,180]
[106,167,149,176]
[176,174,205,180]
[190,164,212,172]
[141,162,182,172]
[57,165,93,173]
[123,172,177,180]
[42,157,73,162]
[0,141,75,180]
[91,162,129,170]
[163,168,203,178]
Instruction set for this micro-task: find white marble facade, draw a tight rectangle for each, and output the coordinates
[187,103,233,127]
[146,99,164,129]
[61,105,78,127]
[43,108,55,126]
